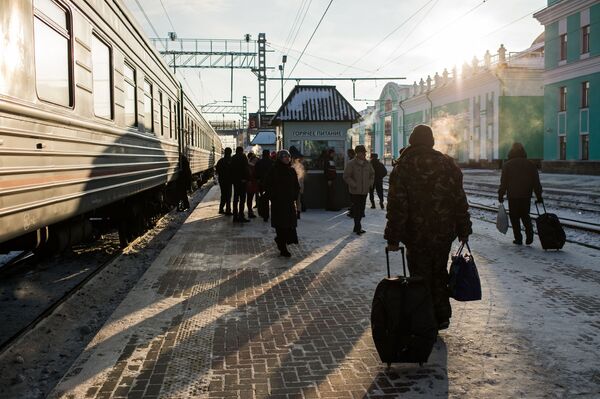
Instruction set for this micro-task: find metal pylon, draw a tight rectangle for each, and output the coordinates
[257,33,266,114]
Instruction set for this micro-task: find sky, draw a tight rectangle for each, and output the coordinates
[123,0,547,123]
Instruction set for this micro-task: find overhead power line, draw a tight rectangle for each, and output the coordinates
[133,0,164,48]
[285,0,335,79]
[376,0,492,72]
[339,0,438,76]
[159,0,176,32]
[268,0,335,108]
[403,4,546,77]
[377,0,440,71]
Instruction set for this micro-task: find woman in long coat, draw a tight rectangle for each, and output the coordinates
[265,150,300,257]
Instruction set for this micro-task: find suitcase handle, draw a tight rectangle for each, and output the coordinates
[534,201,547,216]
[385,247,407,278]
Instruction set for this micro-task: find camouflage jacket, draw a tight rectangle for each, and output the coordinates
[384,145,472,248]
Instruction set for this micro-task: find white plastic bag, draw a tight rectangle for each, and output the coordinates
[496,203,508,234]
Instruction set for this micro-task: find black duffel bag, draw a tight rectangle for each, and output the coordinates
[448,242,482,301]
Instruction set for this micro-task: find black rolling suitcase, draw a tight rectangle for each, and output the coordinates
[371,247,438,367]
[535,202,566,250]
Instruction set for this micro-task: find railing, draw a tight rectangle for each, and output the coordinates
[150,38,258,55]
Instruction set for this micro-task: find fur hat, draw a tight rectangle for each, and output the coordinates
[409,124,435,147]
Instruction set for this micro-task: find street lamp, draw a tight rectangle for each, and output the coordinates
[279,55,287,106]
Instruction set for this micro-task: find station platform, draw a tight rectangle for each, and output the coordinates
[51,185,600,398]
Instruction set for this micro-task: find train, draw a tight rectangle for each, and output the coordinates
[0,0,222,252]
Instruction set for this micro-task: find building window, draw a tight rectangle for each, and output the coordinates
[581,134,589,160]
[582,25,590,54]
[559,136,567,160]
[559,86,567,111]
[559,34,567,61]
[33,0,72,107]
[91,34,112,119]
[143,79,153,132]
[581,81,589,108]
[124,63,136,126]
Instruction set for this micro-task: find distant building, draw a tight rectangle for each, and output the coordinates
[534,0,600,174]
[348,105,376,157]
[373,41,545,166]
[250,129,277,152]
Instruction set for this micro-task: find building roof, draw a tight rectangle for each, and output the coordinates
[250,130,276,145]
[272,85,360,123]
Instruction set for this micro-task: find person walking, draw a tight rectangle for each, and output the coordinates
[265,150,300,257]
[498,142,543,245]
[246,152,259,218]
[384,124,472,330]
[289,146,305,219]
[369,153,387,209]
[346,148,356,217]
[255,149,274,222]
[215,147,233,215]
[343,145,375,235]
[324,148,339,211]
[230,146,250,223]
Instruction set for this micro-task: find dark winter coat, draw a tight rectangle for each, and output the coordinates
[265,160,300,229]
[230,153,249,184]
[255,157,274,184]
[371,159,388,182]
[498,146,542,201]
[215,155,232,183]
[384,145,472,248]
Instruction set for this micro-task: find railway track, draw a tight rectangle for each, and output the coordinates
[0,182,214,356]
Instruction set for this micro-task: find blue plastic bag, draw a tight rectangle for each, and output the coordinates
[449,243,482,301]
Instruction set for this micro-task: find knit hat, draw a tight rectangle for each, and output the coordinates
[409,124,435,147]
[277,149,291,160]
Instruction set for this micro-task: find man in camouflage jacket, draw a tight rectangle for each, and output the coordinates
[384,124,472,329]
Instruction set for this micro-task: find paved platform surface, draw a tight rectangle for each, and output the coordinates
[51,185,600,398]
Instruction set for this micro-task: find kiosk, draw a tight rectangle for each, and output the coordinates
[271,86,360,209]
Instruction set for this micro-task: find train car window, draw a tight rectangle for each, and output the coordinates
[91,34,112,119]
[143,80,153,132]
[159,91,164,136]
[124,63,136,126]
[33,0,72,107]
[168,98,173,139]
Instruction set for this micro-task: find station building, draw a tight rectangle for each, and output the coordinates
[366,42,545,166]
[534,0,600,174]
[271,85,360,209]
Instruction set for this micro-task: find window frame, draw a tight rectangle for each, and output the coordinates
[582,25,590,54]
[581,81,589,109]
[123,61,137,127]
[91,31,114,120]
[158,91,164,136]
[33,0,74,108]
[143,78,153,133]
[559,33,568,61]
[559,86,567,112]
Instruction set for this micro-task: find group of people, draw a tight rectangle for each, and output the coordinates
[215,146,305,257]
[212,124,543,331]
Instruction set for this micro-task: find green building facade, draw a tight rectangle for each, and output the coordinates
[367,42,545,166]
[535,0,600,173]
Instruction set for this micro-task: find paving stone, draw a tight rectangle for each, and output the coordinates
[50,186,600,398]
